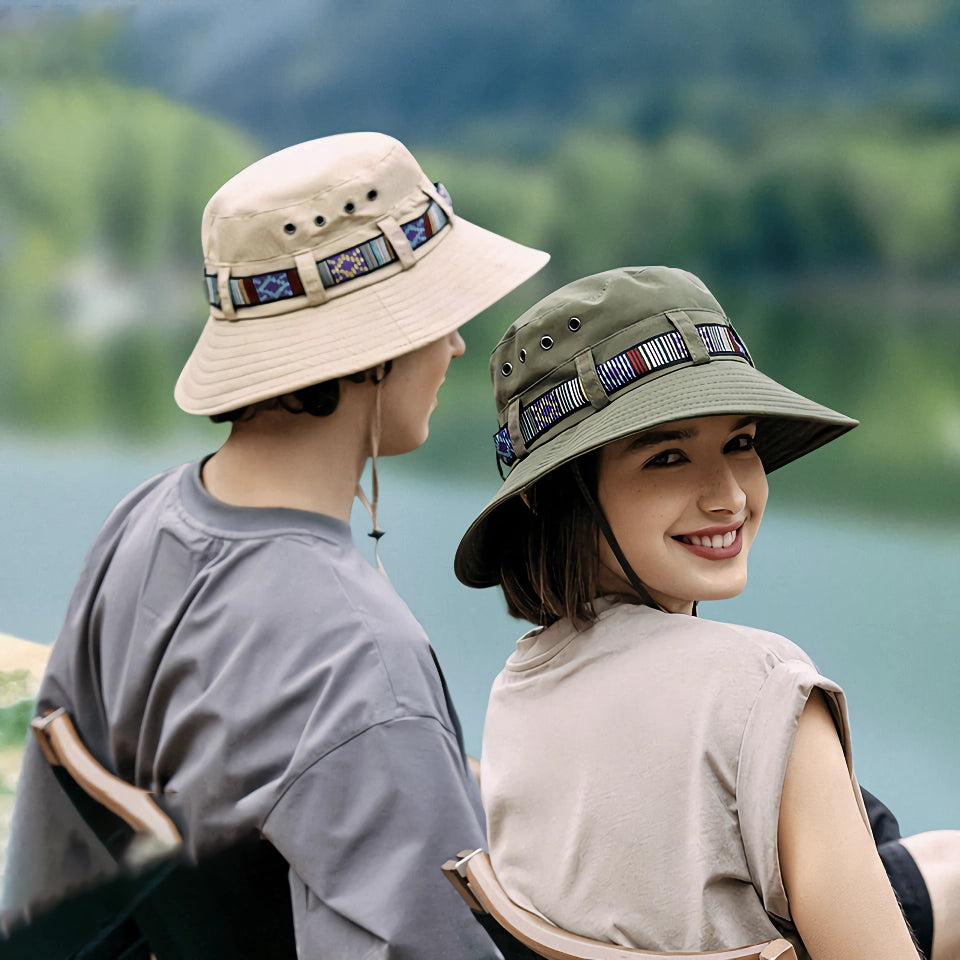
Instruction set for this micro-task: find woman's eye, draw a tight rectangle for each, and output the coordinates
[645,449,685,468]
[726,433,757,453]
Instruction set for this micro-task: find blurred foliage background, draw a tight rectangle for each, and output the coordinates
[1,0,959,517]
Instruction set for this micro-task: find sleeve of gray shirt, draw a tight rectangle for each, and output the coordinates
[263,715,501,959]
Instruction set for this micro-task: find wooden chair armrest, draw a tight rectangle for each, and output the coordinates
[32,708,181,854]
[443,849,797,960]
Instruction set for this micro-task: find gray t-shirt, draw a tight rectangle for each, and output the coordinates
[3,461,496,958]
[482,599,868,959]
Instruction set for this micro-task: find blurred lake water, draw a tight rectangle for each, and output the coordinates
[1,434,956,835]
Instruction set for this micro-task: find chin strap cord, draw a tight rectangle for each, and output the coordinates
[356,364,388,574]
[570,461,665,613]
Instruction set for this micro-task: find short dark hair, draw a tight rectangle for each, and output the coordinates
[497,455,604,628]
[209,376,352,424]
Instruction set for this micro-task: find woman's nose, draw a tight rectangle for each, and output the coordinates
[698,463,747,514]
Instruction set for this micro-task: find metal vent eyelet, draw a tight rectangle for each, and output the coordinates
[367,189,378,201]
[283,223,296,235]
[568,317,582,331]
[314,215,326,227]
[344,201,356,213]
[519,349,527,363]
[540,336,554,350]
[501,362,513,376]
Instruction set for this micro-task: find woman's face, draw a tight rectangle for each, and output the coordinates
[595,414,768,614]
[378,329,466,455]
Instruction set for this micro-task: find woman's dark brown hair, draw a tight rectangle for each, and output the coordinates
[497,455,605,628]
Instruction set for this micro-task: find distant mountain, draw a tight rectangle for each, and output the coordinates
[101,0,960,151]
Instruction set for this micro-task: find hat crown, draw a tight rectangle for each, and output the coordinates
[202,132,433,268]
[491,266,727,414]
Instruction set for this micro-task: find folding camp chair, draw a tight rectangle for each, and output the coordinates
[1,708,296,960]
[443,848,798,960]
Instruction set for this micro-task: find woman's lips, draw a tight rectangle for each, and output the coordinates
[673,525,743,560]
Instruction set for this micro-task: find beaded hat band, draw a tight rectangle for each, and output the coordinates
[455,266,858,589]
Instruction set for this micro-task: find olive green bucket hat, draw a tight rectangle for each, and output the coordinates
[455,265,858,588]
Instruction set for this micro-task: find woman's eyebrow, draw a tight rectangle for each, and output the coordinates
[627,417,757,450]
[627,427,695,450]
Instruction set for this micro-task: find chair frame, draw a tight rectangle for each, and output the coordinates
[443,849,798,960]
[24,708,297,960]
[32,708,181,862]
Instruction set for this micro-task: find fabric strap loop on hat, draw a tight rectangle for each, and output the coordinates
[667,309,711,365]
[376,216,418,270]
[217,267,237,321]
[422,181,454,222]
[575,349,611,411]
[507,398,528,461]
[294,250,329,305]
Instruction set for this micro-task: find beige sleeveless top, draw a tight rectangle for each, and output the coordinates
[482,600,867,958]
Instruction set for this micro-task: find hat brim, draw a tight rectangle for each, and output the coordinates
[454,358,857,588]
[175,217,549,415]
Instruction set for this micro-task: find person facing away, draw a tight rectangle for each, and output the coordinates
[455,266,959,960]
[1,132,548,958]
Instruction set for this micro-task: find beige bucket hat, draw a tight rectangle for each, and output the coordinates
[175,132,550,415]
[455,266,858,588]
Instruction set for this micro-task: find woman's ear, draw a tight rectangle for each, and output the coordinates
[520,490,536,514]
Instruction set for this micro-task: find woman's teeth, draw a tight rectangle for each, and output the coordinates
[681,530,737,549]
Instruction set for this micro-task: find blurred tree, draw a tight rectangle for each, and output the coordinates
[741,165,878,272]
[0,75,258,434]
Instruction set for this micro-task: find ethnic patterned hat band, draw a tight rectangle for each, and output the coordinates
[203,186,451,312]
[493,313,752,468]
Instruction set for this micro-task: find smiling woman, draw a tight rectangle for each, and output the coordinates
[595,415,768,613]
[455,266,955,960]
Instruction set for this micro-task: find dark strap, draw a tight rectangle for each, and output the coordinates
[862,789,934,960]
[45,755,296,958]
[0,858,170,960]
[570,461,700,616]
[473,910,543,960]
[570,461,663,611]
[134,840,297,960]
